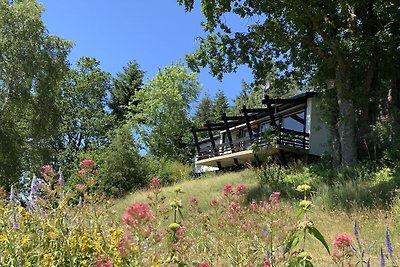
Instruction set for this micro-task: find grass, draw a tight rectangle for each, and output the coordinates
[112,166,400,266]
[113,168,259,216]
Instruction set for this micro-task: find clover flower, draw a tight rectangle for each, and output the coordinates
[198,262,211,267]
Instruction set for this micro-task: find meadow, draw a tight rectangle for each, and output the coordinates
[1,161,399,266]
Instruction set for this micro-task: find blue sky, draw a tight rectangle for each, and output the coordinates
[38,0,253,103]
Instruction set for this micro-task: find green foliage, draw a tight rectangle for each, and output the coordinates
[177,0,400,165]
[0,0,72,187]
[145,157,192,185]
[213,89,229,119]
[97,125,147,196]
[56,57,113,168]
[130,63,200,163]
[109,60,144,123]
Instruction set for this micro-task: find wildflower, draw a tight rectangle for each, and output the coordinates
[123,203,155,227]
[333,234,352,259]
[174,187,184,193]
[229,201,240,211]
[235,183,247,194]
[385,225,393,257]
[80,159,94,169]
[380,247,385,267]
[75,183,86,192]
[170,199,182,209]
[41,164,54,174]
[269,192,281,203]
[210,198,219,207]
[9,185,16,203]
[249,201,257,210]
[95,257,113,267]
[190,195,198,206]
[299,199,312,209]
[29,175,39,199]
[176,225,186,237]
[168,222,181,232]
[223,184,234,196]
[334,234,352,247]
[58,171,65,187]
[149,177,161,190]
[199,262,211,267]
[296,184,311,192]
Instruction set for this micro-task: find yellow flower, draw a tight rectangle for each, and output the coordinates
[0,234,8,243]
[79,235,93,252]
[296,184,311,192]
[80,259,89,266]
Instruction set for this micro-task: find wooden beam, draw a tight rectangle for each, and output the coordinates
[191,127,201,154]
[217,161,222,169]
[263,95,277,128]
[233,158,240,166]
[205,121,216,151]
[241,105,254,142]
[222,113,234,152]
[244,108,269,113]
[290,114,305,124]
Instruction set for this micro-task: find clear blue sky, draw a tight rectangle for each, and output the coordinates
[38,0,253,103]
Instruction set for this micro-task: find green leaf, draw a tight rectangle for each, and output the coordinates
[307,226,331,254]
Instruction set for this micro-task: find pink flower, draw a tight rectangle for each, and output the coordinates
[199,262,211,267]
[223,184,234,196]
[333,234,353,258]
[334,234,352,247]
[210,198,219,207]
[95,257,113,267]
[41,165,54,174]
[235,183,247,194]
[80,159,94,169]
[123,203,155,227]
[229,201,240,211]
[249,201,257,210]
[269,192,281,203]
[190,195,198,206]
[75,183,85,192]
[176,225,186,237]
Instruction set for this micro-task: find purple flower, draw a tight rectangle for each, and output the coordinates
[353,221,359,237]
[9,185,16,203]
[29,175,38,198]
[385,226,393,257]
[366,258,370,267]
[380,247,385,267]
[58,171,65,187]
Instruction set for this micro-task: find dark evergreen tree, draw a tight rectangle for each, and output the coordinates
[109,60,145,122]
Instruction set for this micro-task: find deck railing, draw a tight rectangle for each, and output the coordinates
[196,128,309,161]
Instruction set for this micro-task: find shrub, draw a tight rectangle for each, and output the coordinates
[145,157,192,185]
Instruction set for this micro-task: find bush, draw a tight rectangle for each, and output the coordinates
[144,157,192,185]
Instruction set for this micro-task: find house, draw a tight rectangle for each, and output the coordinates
[192,92,330,172]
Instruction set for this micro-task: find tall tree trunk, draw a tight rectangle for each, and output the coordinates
[335,65,357,165]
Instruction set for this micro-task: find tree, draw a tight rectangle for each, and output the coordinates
[213,89,230,119]
[97,124,146,195]
[177,0,400,165]
[109,60,145,123]
[131,63,200,163]
[55,57,113,168]
[193,93,215,139]
[0,0,72,187]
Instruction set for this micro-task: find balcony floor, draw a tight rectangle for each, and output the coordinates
[196,144,309,168]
